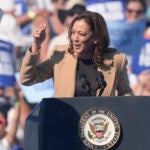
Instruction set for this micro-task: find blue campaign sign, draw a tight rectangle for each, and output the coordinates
[107,20,146,55]
[0,40,15,87]
[15,73,54,103]
[132,39,150,75]
[85,0,125,21]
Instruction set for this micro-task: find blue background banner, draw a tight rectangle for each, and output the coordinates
[107,21,146,55]
[86,0,125,21]
[0,40,15,87]
[132,39,150,74]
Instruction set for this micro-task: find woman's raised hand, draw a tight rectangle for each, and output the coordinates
[32,24,46,52]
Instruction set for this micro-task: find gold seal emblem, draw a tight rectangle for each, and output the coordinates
[78,108,120,150]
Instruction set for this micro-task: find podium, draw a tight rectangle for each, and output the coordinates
[24,96,150,150]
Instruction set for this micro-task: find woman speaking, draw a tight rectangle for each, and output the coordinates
[19,11,134,97]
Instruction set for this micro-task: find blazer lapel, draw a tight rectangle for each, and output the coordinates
[58,49,116,97]
[59,53,77,97]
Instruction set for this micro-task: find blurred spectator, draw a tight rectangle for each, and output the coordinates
[132,69,150,95]
[124,0,150,39]
[32,0,69,61]
[0,102,20,150]
[47,0,68,39]
[22,0,68,61]
[26,0,54,11]
[0,88,15,105]
[146,0,150,18]
[0,30,17,104]
[127,65,138,88]
[48,0,86,52]
[0,4,32,149]
[0,0,51,68]
[0,7,33,48]
[14,0,52,62]
[0,0,50,33]
[0,1,33,70]
[0,88,5,99]
[6,83,35,149]
[125,0,147,23]
[123,0,148,87]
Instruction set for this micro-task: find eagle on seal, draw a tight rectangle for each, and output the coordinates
[89,122,109,139]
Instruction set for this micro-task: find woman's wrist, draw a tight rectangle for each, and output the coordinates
[30,43,41,53]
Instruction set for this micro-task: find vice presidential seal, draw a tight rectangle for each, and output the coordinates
[78,108,120,150]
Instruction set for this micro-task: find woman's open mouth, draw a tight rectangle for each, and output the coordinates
[73,44,82,50]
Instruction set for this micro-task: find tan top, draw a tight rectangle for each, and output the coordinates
[19,45,134,97]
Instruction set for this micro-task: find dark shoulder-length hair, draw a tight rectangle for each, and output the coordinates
[68,11,110,66]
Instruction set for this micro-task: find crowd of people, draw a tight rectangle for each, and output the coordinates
[0,0,150,149]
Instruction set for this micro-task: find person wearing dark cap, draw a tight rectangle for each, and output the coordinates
[48,0,86,53]
[58,0,86,25]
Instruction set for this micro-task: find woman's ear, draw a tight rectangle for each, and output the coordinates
[90,35,97,44]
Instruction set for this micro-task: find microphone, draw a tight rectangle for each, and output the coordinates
[96,72,107,96]
[78,74,93,96]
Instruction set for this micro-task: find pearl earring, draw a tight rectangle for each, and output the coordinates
[94,41,97,44]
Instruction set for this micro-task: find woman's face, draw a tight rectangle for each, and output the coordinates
[125,1,144,22]
[71,19,94,58]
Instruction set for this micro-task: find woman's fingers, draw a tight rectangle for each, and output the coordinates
[33,24,46,42]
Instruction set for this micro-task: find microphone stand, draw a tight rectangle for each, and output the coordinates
[78,74,93,96]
